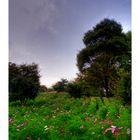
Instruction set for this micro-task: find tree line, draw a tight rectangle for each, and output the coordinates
[9,18,131,104]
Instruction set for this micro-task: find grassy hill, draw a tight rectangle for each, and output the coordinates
[9,92,131,140]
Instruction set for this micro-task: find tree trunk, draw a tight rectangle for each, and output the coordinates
[104,78,110,98]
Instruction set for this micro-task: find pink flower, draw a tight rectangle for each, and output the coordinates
[109,121,112,125]
[85,117,90,121]
[9,118,12,123]
[104,120,108,123]
[92,119,97,124]
[102,126,105,129]
[99,121,103,124]
[115,132,120,136]
[45,115,50,119]
[80,125,84,129]
[118,127,123,130]
[16,121,28,128]
[111,126,116,133]
[104,128,112,134]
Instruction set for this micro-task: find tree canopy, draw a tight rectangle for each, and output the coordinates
[9,62,40,101]
[77,18,131,97]
[52,78,68,92]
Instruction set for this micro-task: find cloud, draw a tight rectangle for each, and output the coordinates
[10,0,59,41]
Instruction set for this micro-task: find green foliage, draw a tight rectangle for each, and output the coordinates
[9,93,131,140]
[116,69,131,104]
[9,62,40,101]
[98,106,108,119]
[66,82,83,98]
[52,78,68,92]
[39,85,47,92]
[77,18,131,99]
[77,18,127,72]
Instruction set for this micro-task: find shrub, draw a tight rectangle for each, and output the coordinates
[52,79,68,92]
[119,72,131,104]
[39,85,47,92]
[66,82,82,98]
[9,62,40,101]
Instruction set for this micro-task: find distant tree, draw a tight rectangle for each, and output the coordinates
[52,78,68,92]
[9,62,40,101]
[66,81,82,98]
[39,85,47,92]
[77,18,129,97]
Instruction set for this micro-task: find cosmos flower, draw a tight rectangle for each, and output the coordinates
[9,118,12,123]
[85,117,90,121]
[115,132,120,136]
[111,125,116,133]
[16,121,28,128]
[44,125,49,131]
[126,128,131,134]
[80,125,84,129]
[118,127,123,130]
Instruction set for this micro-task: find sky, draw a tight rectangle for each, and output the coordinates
[9,0,131,87]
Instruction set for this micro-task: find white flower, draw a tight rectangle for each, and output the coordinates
[44,125,48,128]
[126,128,131,134]
[44,125,49,131]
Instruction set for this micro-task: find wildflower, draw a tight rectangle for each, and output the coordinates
[44,125,49,131]
[101,126,105,129]
[109,121,112,125]
[99,121,103,124]
[9,118,12,123]
[92,119,97,124]
[45,115,50,119]
[117,114,120,119]
[16,121,28,128]
[106,112,109,116]
[111,126,116,133]
[104,120,108,123]
[118,127,123,130]
[80,125,84,129]
[115,132,120,136]
[85,117,90,121]
[126,128,131,134]
[104,128,112,134]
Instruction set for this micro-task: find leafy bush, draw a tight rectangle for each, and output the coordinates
[66,82,82,98]
[9,62,40,101]
[52,79,68,92]
[39,85,47,92]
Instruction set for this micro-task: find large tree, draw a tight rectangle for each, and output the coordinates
[77,18,130,97]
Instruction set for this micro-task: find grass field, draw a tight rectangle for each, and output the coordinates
[9,93,131,140]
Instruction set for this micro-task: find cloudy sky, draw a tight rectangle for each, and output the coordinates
[9,0,131,87]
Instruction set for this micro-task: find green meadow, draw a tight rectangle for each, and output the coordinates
[9,92,131,140]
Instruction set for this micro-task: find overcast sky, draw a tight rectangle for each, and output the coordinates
[9,0,131,87]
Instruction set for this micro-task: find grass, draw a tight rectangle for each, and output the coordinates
[9,92,131,140]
